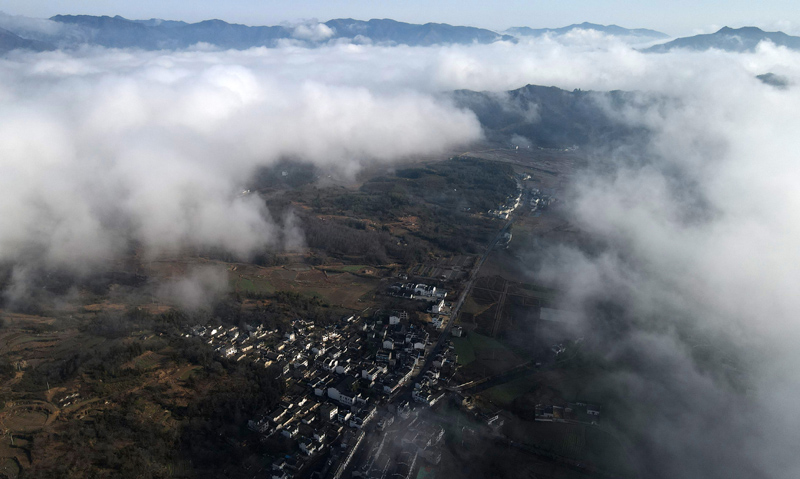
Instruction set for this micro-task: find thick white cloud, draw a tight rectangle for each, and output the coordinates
[526,41,800,478]
[0,47,482,267]
[290,21,336,42]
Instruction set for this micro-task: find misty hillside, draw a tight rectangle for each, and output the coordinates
[0,26,54,53]
[506,22,668,39]
[452,84,649,149]
[644,26,800,52]
[757,72,790,88]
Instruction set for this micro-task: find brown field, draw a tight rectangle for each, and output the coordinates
[3,408,49,432]
[0,328,95,373]
[0,401,57,433]
[232,263,380,309]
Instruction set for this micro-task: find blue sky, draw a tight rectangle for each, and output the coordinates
[1,0,798,36]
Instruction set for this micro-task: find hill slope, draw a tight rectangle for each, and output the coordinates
[451,84,650,149]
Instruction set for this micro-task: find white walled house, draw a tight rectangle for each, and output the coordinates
[431,299,446,314]
[328,376,360,406]
[414,284,436,296]
[322,358,338,372]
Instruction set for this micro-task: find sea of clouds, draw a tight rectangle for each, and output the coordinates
[2,18,800,477]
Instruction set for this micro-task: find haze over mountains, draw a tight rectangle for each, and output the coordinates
[0,14,516,50]
[0,13,672,52]
[3,13,800,54]
[0,26,53,53]
[505,22,668,40]
[645,26,800,52]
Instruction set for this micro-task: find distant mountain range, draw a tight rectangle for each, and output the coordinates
[0,14,674,52]
[0,15,514,51]
[644,26,800,52]
[50,14,292,49]
[4,14,799,56]
[505,22,668,39]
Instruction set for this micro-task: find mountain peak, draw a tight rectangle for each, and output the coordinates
[716,26,765,34]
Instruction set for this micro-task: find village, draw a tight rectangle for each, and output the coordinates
[181,283,460,479]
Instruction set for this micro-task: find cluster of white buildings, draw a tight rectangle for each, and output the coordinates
[529,188,554,213]
[388,282,448,302]
[187,322,282,363]
[488,188,523,220]
[185,307,459,479]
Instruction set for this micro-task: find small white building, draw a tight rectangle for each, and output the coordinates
[414,284,436,297]
[431,299,446,314]
[328,376,360,406]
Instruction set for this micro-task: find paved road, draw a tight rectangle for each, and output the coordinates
[490,279,510,338]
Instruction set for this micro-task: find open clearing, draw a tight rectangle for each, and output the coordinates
[1,402,56,433]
